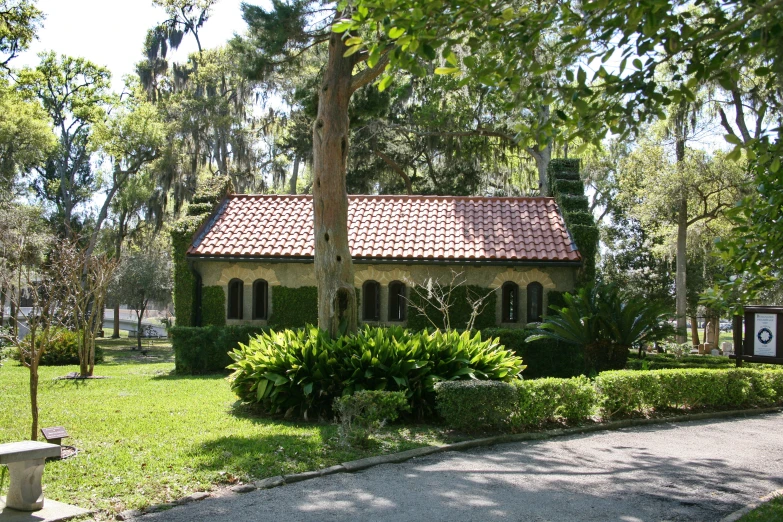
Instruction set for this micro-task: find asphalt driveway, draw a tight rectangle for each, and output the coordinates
[137,411,783,521]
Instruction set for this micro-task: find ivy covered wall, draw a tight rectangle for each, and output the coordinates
[171,177,233,326]
[548,159,599,285]
[269,286,319,328]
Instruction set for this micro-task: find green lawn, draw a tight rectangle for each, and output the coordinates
[738,495,783,521]
[0,340,448,519]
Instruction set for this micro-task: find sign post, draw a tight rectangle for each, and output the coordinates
[731,306,783,366]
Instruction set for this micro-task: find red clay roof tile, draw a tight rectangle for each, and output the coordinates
[187,195,581,263]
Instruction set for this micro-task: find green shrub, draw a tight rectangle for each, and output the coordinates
[333,390,410,446]
[186,202,215,216]
[201,286,226,327]
[515,376,596,425]
[435,380,518,431]
[228,326,525,418]
[595,369,783,417]
[560,211,595,227]
[270,286,318,328]
[556,194,589,214]
[406,285,496,331]
[547,290,567,311]
[10,328,104,366]
[483,327,585,378]
[171,325,267,374]
[553,179,584,196]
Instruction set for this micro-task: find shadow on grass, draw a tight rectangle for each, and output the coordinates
[150,371,228,381]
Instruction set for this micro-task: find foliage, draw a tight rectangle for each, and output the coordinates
[546,291,567,311]
[482,327,585,379]
[269,286,318,328]
[228,326,525,418]
[201,285,226,327]
[13,328,104,366]
[515,376,596,426]
[110,250,172,349]
[170,177,231,327]
[171,325,267,374]
[528,283,674,373]
[434,380,518,432]
[595,369,782,418]
[333,390,410,447]
[0,0,43,69]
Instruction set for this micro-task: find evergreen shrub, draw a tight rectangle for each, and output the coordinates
[515,376,596,425]
[553,179,584,196]
[228,326,524,418]
[556,194,590,214]
[435,380,518,431]
[483,327,585,378]
[10,328,105,366]
[171,325,267,374]
[333,390,410,446]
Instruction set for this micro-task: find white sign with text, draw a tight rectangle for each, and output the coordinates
[754,313,777,357]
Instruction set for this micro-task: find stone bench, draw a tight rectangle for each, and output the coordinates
[0,441,61,511]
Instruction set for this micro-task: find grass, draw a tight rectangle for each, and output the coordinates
[738,495,783,521]
[0,339,448,519]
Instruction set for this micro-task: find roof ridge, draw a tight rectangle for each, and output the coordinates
[227,194,556,201]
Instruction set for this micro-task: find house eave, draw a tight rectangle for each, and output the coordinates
[186,254,583,267]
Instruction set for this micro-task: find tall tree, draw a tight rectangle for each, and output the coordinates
[0,0,42,70]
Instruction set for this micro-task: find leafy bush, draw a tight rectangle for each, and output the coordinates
[228,326,525,418]
[10,328,104,366]
[515,376,596,425]
[172,325,267,374]
[333,390,410,446]
[483,328,585,378]
[596,369,781,417]
[528,283,673,373]
[435,380,518,431]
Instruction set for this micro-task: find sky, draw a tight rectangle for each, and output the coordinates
[18,0,252,92]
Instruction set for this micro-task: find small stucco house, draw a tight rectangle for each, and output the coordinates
[184,194,582,329]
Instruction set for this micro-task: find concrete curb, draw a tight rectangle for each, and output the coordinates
[127,406,782,519]
[719,488,783,522]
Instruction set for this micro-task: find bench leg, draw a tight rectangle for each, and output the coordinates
[5,458,47,511]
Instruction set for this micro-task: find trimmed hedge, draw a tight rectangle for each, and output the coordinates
[553,179,584,196]
[435,369,783,431]
[186,202,215,216]
[201,286,226,326]
[561,211,595,227]
[270,286,318,328]
[595,369,783,417]
[406,285,497,331]
[515,376,596,425]
[483,327,585,378]
[171,325,266,374]
[435,380,518,431]
[228,326,524,418]
[556,194,590,214]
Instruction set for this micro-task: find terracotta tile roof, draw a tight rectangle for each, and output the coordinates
[187,195,581,263]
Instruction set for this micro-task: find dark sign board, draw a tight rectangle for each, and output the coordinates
[733,306,783,365]
[41,426,69,441]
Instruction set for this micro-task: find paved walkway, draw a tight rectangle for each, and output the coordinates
[138,412,783,521]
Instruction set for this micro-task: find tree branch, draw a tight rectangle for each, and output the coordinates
[372,149,413,194]
[350,53,390,94]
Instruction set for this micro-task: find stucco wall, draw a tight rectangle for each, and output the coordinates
[191,259,577,328]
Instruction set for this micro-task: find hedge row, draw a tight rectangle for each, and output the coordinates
[171,325,266,374]
[269,286,319,328]
[435,368,783,431]
[201,286,226,327]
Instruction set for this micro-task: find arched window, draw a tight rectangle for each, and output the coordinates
[362,280,381,321]
[227,279,244,320]
[527,282,544,323]
[252,279,268,320]
[501,282,519,322]
[388,281,406,322]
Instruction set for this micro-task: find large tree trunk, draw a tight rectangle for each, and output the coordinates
[312,32,358,337]
[675,139,687,345]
